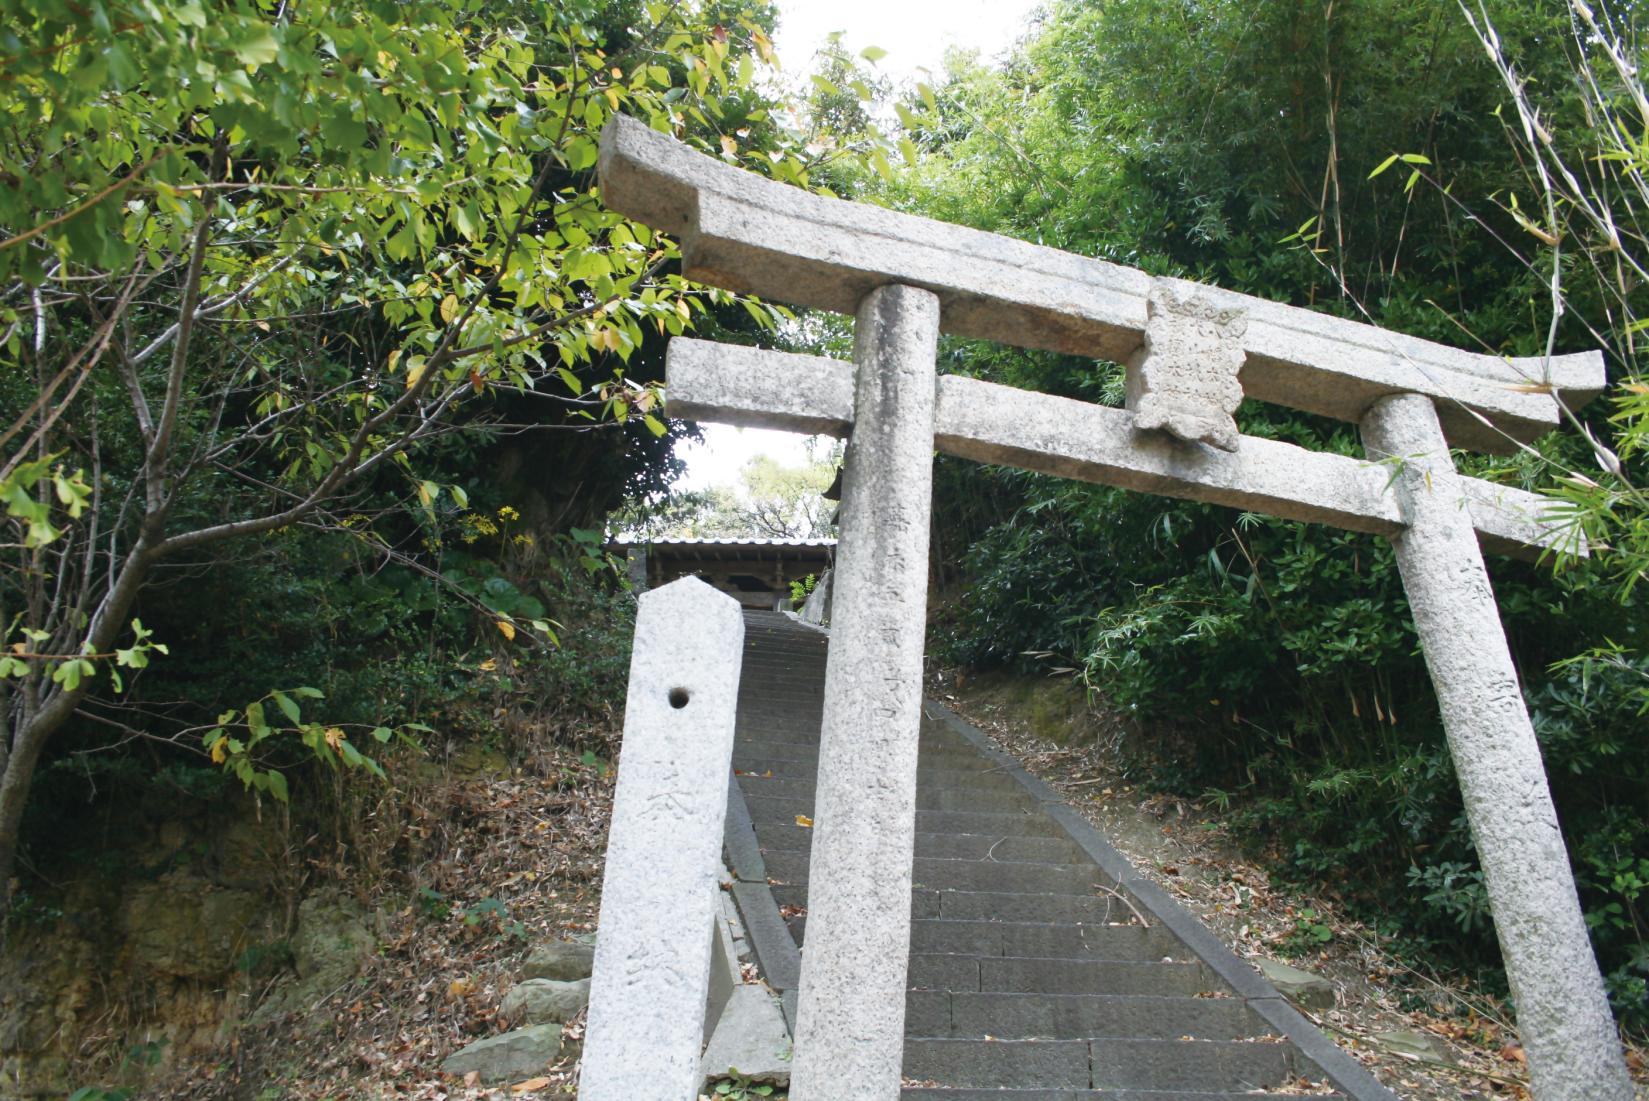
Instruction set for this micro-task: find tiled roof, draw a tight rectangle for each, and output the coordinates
[609,536,836,548]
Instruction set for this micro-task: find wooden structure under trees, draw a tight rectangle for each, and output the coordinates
[614,537,834,611]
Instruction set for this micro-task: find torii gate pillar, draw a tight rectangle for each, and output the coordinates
[1364,395,1632,1099]
[789,285,940,1098]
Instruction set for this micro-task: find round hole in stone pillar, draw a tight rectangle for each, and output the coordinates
[668,687,690,709]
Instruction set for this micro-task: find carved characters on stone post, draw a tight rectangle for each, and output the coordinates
[1126,280,1247,452]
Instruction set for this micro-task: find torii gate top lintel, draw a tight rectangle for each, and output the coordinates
[598,114,1603,455]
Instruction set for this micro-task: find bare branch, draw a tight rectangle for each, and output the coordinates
[127,253,297,368]
[0,269,144,482]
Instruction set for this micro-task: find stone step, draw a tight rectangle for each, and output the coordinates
[935,991,1272,1042]
[741,782,1038,816]
[770,886,1146,926]
[764,853,1109,896]
[908,954,1212,997]
[979,956,1215,996]
[736,683,823,693]
[770,884,1138,926]
[903,1038,1090,1090]
[906,989,953,1035]
[739,763,1026,792]
[901,1092,1345,1100]
[736,706,822,718]
[732,732,977,755]
[743,800,1064,838]
[930,857,1108,896]
[910,832,1090,864]
[732,744,982,771]
[733,708,825,724]
[922,889,1139,924]
[745,774,1035,817]
[733,713,828,729]
[789,919,1178,962]
[734,672,824,684]
[931,919,1181,961]
[738,637,828,651]
[1090,1038,1300,1092]
[755,827,1086,865]
[734,746,987,771]
[901,1037,1299,1092]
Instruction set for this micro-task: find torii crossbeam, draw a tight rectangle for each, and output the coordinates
[596,115,1633,1101]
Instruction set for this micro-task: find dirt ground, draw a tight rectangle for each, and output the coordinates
[151,739,614,1101]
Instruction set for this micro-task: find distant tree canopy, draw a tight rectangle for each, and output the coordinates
[879,0,1648,1027]
[618,442,840,540]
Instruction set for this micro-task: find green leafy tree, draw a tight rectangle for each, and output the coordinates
[0,0,822,902]
[734,450,839,538]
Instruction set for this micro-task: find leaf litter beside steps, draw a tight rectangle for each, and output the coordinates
[149,738,617,1101]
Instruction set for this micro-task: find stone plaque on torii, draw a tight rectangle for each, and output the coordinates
[592,115,1633,1101]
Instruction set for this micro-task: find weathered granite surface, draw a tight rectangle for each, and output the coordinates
[580,577,745,1101]
[1126,280,1247,452]
[788,286,940,1101]
[665,338,1584,561]
[1364,394,1632,1101]
[600,114,1603,451]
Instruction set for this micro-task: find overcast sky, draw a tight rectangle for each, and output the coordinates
[671,0,1042,494]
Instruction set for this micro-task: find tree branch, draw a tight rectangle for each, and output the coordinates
[0,155,157,256]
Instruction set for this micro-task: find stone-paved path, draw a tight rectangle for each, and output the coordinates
[725,610,1398,1100]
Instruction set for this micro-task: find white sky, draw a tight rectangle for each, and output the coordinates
[772,0,1041,84]
[672,0,1042,493]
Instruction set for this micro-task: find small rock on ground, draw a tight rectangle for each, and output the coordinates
[521,941,595,982]
[499,978,590,1026]
[440,1024,563,1083]
[1256,957,1337,1011]
[1378,1028,1450,1062]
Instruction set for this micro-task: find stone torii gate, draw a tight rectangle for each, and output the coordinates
[594,115,1634,1101]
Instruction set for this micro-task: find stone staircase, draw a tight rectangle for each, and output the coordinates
[723,611,1397,1100]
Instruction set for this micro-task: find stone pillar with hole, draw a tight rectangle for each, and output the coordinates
[581,577,745,1100]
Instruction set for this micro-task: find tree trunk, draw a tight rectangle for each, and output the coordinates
[0,712,52,907]
[0,540,157,910]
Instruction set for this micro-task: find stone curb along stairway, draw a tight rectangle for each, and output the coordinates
[723,611,1399,1101]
